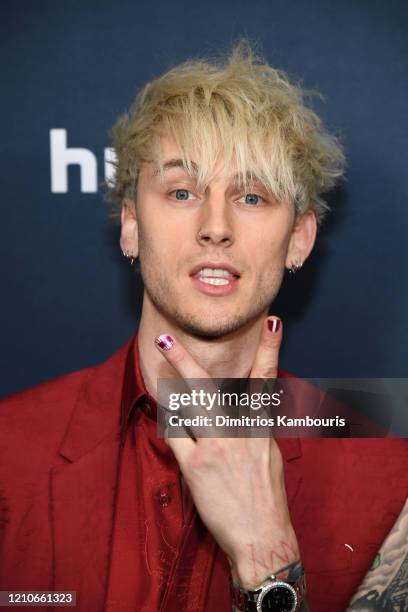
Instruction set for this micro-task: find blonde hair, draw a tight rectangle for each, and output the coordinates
[108,40,345,225]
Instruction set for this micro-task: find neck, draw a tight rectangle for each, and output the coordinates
[137,293,267,400]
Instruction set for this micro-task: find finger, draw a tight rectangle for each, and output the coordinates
[154,334,210,380]
[250,316,282,379]
[154,334,217,438]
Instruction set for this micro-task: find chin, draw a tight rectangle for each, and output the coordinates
[144,281,271,338]
[170,310,253,339]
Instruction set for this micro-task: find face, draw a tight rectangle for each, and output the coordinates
[121,136,316,338]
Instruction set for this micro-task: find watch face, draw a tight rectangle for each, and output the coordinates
[260,584,296,612]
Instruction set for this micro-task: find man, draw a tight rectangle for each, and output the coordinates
[1,41,407,612]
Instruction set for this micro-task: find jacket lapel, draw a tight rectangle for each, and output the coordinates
[50,338,132,609]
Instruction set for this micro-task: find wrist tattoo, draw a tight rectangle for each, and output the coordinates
[246,540,300,585]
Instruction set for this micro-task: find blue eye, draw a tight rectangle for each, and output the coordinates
[241,193,264,206]
[172,189,191,200]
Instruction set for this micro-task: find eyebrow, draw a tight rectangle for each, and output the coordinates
[151,158,266,187]
[152,158,198,177]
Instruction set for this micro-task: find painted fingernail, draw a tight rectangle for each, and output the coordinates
[155,335,174,351]
[267,318,281,333]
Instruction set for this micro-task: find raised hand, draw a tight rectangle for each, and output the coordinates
[154,316,301,591]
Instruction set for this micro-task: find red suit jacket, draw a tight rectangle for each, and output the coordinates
[1,334,407,611]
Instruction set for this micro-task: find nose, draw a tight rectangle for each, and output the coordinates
[196,196,234,248]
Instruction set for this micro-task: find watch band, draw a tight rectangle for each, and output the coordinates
[231,570,307,612]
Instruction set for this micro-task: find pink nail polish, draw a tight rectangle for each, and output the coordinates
[268,318,281,333]
[155,335,174,351]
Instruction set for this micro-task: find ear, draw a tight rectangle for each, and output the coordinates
[285,208,317,269]
[119,198,139,258]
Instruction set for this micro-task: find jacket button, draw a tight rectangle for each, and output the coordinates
[157,490,171,507]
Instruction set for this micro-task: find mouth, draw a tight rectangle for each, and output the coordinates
[189,262,241,297]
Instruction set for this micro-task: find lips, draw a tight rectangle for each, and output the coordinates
[189,262,241,278]
[189,261,241,297]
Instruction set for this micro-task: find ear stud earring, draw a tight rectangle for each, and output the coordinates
[122,249,137,265]
[288,258,303,274]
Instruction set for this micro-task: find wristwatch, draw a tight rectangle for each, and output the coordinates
[231,571,306,612]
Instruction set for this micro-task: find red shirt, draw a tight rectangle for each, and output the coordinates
[104,334,231,611]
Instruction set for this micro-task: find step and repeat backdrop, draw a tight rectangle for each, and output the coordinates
[1,0,407,397]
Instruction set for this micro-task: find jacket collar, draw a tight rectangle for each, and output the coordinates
[119,332,147,445]
[58,334,137,462]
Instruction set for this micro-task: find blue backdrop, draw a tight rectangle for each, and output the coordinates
[2,0,407,397]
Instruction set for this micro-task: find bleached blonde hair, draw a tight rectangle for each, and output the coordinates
[108,40,345,225]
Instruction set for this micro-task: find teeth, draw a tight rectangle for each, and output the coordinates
[198,267,233,278]
[200,277,229,286]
